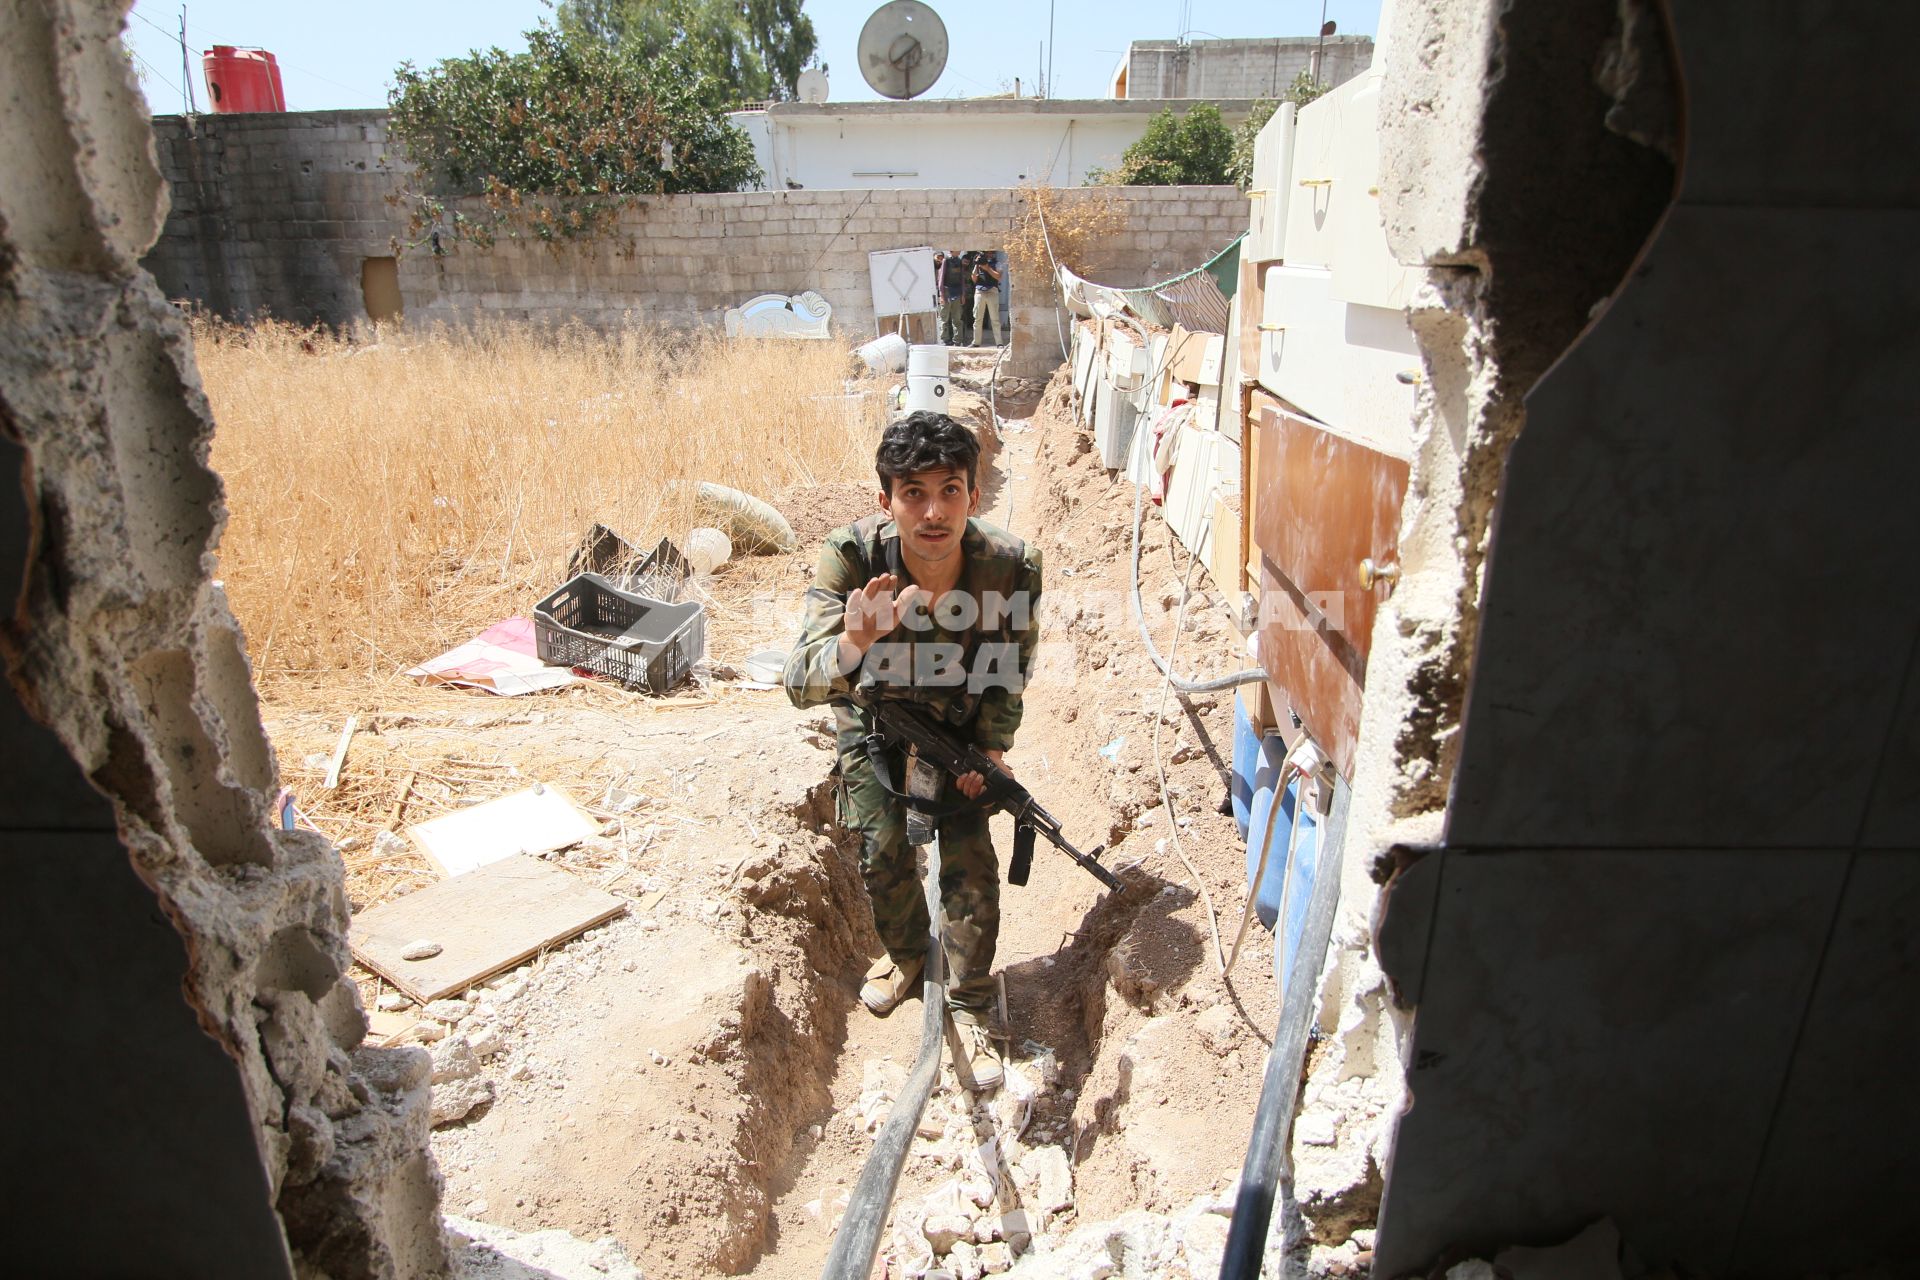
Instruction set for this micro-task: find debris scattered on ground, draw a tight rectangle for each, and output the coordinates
[431,1036,497,1126]
[366,1008,417,1042]
[324,715,358,788]
[447,1215,645,1280]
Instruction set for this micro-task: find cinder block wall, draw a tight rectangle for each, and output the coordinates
[140,110,1247,380]
[1126,37,1374,100]
[145,109,399,324]
[399,186,1247,378]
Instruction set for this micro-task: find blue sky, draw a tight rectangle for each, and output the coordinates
[121,0,1381,113]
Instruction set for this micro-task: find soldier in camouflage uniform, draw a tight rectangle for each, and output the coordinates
[784,410,1042,1090]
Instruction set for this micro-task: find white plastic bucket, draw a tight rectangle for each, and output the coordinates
[905,374,949,413]
[907,343,950,378]
[856,332,909,373]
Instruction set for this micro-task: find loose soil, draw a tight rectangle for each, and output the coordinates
[261,350,1284,1278]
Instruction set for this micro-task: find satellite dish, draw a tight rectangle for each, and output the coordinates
[857,1,949,100]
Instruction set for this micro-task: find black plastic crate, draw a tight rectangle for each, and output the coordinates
[533,572,705,693]
[566,524,690,602]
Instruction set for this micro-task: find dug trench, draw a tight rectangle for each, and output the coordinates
[263,354,1282,1278]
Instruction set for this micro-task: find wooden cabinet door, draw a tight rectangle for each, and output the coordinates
[1251,398,1410,778]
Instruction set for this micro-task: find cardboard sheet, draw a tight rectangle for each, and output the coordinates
[407,784,599,878]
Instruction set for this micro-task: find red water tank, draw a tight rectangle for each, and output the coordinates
[203,46,287,113]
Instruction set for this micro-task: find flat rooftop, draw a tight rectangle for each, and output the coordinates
[748,97,1265,119]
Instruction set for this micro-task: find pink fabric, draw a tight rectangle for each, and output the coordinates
[406,616,574,696]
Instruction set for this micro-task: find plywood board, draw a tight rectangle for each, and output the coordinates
[1252,403,1409,667]
[1165,325,1206,385]
[1237,255,1267,379]
[350,854,627,1002]
[1208,494,1243,596]
[407,784,598,878]
[1258,554,1364,781]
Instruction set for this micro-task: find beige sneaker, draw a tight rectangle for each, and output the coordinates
[860,953,924,1016]
[952,1015,1004,1092]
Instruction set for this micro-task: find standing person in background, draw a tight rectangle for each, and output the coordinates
[970,251,1003,347]
[959,253,978,346]
[936,250,970,345]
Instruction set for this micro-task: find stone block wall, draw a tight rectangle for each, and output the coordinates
[145,109,400,325]
[1125,36,1374,100]
[398,185,1249,378]
[139,110,1249,379]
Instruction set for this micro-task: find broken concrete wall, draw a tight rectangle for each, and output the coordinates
[135,107,1242,373]
[0,4,449,1276]
[1304,0,1920,1274]
[1282,0,1682,1249]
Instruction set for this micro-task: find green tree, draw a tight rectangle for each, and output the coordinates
[550,0,818,104]
[1091,103,1236,186]
[1285,67,1330,108]
[388,22,761,251]
[1226,74,1332,190]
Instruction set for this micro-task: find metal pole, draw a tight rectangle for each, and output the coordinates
[1314,0,1330,90]
[820,839,950,1280]
[1046,0,1055,99]
[179,7,194,115]
[1217,784,1349,1280]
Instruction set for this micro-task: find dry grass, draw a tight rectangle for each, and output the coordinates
[197,318,878,697]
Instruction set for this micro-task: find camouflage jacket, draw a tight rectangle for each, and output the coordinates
[783,514,1043,752]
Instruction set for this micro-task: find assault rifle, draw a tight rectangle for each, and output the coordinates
[846,693,1122,893]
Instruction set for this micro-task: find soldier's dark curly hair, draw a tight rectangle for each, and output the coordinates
[874,410,979,495]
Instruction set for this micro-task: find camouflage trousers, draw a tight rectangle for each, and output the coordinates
[839,744,1000,1014]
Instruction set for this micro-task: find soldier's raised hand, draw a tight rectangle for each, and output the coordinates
[843,573,928,655]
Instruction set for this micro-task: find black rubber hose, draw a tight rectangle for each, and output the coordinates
[819,840,949,1280]
[1218,785,1349,1280]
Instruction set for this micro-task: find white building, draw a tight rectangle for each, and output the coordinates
[726,97,1260,191]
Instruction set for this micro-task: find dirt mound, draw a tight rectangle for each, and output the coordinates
[772,482,876,549]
